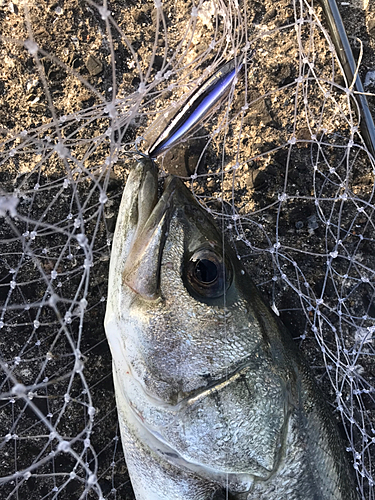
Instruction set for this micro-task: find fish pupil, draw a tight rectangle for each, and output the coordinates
[185,248,232,300]
[194,259,218,283]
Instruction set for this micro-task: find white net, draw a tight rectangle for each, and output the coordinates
[0,0,374,498]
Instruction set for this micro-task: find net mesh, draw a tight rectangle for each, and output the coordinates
[0,0,374,498]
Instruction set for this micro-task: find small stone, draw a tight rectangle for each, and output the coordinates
[368,19,375,37]
[86,55,103,76]
[307,214,319,231]
[8,2,18,14]
[247,169,268,191]
[364,71,375,89]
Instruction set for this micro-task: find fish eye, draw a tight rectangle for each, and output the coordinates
[185,248,232,299]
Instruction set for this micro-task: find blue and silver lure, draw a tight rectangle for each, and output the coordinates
[147,56,247,159]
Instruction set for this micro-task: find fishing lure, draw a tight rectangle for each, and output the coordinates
[147,55,248,158]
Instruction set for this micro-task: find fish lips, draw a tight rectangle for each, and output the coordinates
[123,159,179,300]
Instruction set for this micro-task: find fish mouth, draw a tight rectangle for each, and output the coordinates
[122,158,177,300]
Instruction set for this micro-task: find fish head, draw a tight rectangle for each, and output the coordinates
[105,157,290,406]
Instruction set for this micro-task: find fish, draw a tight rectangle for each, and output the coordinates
[147,56,246,158]
[104,156,358,499]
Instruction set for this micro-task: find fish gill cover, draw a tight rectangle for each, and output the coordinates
[0,0,374,499]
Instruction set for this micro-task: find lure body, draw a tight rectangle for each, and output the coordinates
[148,57,244,158]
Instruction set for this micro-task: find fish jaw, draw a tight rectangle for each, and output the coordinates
[104,158,150,369]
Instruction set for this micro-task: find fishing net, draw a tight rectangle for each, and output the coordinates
[0,0,374,498]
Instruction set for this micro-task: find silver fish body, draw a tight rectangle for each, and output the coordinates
[104,158,358,500]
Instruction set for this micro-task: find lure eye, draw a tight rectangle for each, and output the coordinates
[186,248,232,299]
